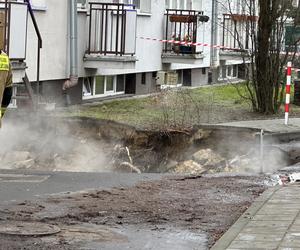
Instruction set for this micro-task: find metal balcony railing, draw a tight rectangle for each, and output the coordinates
[87,2,137,56]
[163,9,204,55]
[222,13,258,51]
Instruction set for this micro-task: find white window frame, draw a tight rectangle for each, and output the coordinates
[83,76,125,100]
[218,65,239,80]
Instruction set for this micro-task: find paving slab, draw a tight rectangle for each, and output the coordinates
[212,185,300,250]
[219,118,300,133]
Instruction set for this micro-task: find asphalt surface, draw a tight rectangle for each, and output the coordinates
[0,169,162,203]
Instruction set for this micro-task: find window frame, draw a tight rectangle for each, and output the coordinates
[77,0,87,10]
[165,0,196,10]
[82,75,125,100]
[116,0,151,14]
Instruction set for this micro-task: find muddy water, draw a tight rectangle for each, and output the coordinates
[48,224,208,250]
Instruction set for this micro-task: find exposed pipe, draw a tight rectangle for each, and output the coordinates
[63,0,78,91]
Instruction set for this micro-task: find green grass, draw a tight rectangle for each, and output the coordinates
[64,83,253,128]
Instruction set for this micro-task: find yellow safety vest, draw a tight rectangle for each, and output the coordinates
[0,54,9,72]
[0,53,11,124]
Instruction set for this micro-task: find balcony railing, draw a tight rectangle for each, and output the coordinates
[221,13,258,52]
[163,9,205,55]
[87,3,137,56]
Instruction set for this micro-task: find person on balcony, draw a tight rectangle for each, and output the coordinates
[0,49,12,126]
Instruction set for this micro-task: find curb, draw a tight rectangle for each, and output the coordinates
[211,186,280,250]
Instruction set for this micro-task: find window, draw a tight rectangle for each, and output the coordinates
[95,76,105,95]
[141,73,146,85]
[77,0,87,9]
[83,75,125,99]
[218,66,227,80]
[124,0,140,9]
[202,68,206,75]
[106,76,114,92]
[165,0,193,10]
[233,65,238,78]
[117,75,125,92]
[115,0,151,13]
[227,66,232,77]
[83,77,93,97]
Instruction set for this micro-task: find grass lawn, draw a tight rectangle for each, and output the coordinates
[63,83,300,129]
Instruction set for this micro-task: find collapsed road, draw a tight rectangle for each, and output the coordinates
[0,114,300,249]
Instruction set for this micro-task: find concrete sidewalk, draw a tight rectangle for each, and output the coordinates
[220,118,300,133]
[212,118,300,249]
[212,184,300,250]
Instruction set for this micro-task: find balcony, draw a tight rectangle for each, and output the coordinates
[162,9,208,65]
[220,13,257,61]
[84,3,137,70]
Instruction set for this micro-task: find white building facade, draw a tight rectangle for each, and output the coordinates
[3,0,254,106]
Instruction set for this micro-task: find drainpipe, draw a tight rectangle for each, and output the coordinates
[63,0,78,91]
[210,0,218,67]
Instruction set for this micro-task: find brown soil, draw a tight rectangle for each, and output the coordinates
[0,175,266,249]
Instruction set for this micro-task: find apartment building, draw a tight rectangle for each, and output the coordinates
[3,0,252,106]
[212,0,258,82]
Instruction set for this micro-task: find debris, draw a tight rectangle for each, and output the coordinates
[289,173,300,183]
[174,160,206,175]
[192,149,225,167]
[125,146,133,165]
[191,129,212,143]
[118,162,141,174]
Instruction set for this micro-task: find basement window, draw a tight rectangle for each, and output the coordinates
[83,77,93,97]
[83,75,125,100]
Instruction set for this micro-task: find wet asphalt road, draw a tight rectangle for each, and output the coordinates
[0,170,162,203]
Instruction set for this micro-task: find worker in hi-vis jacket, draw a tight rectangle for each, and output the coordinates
[0,49,12,126]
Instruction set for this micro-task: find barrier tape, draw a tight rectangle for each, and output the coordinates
[138,36,242,51]
[139,36,300,57]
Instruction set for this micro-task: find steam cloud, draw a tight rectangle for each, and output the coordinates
[0,111,110,172]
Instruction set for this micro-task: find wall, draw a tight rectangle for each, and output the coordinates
[135,72,157,95]
[23,0,215,103]
[191,68,208,87]
[26,0,69,82]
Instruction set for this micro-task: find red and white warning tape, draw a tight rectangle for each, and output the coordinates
[139,36,241,50]
[285,61,292,125]
[139,36,300,56]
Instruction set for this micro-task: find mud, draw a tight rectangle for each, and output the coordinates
[0,175,267,249]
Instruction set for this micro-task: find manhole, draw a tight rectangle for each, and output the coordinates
[0,222,61,236]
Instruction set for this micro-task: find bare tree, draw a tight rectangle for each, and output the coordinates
[218,0,300,114]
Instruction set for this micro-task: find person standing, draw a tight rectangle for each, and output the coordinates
[0,50,12,126]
